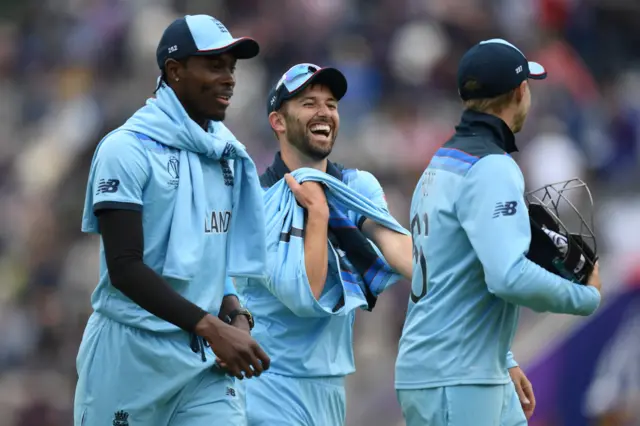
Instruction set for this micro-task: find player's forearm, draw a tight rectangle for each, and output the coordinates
[489,257,601,315]
[99,210,208,332]
[362,219,413,280]
[110,262,209,330]
[304,209,329,299]
[380,234,413,280]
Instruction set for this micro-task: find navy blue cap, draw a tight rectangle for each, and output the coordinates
[458,38,547,101]
[267,63,348,115]
[156,15,259,70]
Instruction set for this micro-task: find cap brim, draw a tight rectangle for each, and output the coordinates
[292,67,348,100]
[194,37,260,60]
[528,61,547,80]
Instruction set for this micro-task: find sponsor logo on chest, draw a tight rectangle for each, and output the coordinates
[205,210,232,234]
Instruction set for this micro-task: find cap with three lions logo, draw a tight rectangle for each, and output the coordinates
[156,14,260,70]
[457,38,547,101]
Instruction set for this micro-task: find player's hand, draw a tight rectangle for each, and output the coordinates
[587,261,601,292]
[509,366,536,420]
[284,174,329,217]
[194,314,270,380]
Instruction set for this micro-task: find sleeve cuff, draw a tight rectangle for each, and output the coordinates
[224,277,238,297]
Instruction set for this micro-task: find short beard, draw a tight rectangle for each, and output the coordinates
[285,113,335,161]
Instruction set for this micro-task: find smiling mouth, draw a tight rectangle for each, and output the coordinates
[308,123,332,138]
[215,94,232,105]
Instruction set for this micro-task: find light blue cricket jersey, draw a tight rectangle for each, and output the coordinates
[395,110,601,389]
[89,131,235,332]
[236,153,388,377]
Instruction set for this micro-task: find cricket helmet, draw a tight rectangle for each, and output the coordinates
[525,178,598,285]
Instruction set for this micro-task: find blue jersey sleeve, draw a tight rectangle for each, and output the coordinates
[92,132,149,212]
[347,170,390,226]
[456,155,600,316]
[506,350,518,369]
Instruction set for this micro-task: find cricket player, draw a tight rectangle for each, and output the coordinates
[395,39,603,426]
[235,63,413,425]
[74,15,270,426]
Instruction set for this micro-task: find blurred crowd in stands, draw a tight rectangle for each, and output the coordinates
[1,0,640,424]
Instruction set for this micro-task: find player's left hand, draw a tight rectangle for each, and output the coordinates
[509,366,536,420]
[215,317,251,370]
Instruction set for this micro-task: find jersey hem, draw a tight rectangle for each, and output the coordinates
[394,376,511,390]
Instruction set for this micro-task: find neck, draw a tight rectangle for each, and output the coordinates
[171,85,208,129]
[280,143,328,173]
[490,108,518,133]
[185,108,208,130]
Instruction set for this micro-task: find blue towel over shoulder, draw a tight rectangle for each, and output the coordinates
[81,83,267,282]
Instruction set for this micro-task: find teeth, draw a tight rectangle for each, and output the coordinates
[310,124,330,133]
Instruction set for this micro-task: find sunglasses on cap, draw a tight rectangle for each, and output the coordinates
[268,63,348,114]
[275,63,322,94]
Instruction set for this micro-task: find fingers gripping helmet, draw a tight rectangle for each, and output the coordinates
[525,179,598,285]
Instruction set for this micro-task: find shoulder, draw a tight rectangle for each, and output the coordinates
[259,166,279,189]
[341,168,380,187]
[443,134,508,159]
[437,135,520,179]
[97,130,172,160]
[341,167,385,200]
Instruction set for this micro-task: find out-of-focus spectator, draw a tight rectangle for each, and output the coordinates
[1,1,639,425]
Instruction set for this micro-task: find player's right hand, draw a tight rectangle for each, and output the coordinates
[587,261,601,292]
[285,174,329,217]
[195,314,270,380]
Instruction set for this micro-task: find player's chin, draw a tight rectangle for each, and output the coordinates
[307,131,335,148]
[206,107,227,122]
[308,140,334,160]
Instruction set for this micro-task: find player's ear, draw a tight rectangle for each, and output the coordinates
[165,59,185,84]
[514,81,527,104]
[269,111,286,134]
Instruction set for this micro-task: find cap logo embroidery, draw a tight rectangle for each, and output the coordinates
[210,17,229,34]
[515,65,523,74]
[168,45,178,54]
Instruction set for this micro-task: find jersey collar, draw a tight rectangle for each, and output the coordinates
[261,151,343,188]
[456,109,518,153]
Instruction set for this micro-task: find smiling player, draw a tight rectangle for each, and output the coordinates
[75,15,269,426]
[236,63,413,426]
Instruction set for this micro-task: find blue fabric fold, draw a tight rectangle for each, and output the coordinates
[263,167,409,313]
[82,83,267,282]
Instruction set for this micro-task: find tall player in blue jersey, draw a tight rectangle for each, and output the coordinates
[395,39,603,426]
[235,63,413,426]
[75,15,270,426]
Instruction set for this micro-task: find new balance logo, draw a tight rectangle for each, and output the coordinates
[226,387,236,397]
[493,201,518,218]
[96,179,120,195]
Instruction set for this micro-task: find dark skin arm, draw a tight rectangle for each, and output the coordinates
[218,293,251,333]
[99,209,269,379]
